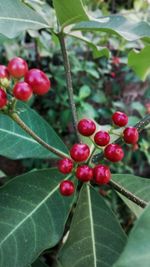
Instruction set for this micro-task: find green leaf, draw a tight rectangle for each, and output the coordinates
[53,0,89,27]
[32,258,48,267]
[0,102,68,159]
[114,202,150,267]
[0,168,74,267]
[0,0,49,38]
[79,85,91,99]
[128,46,150,80]
[73,16,150,41]
[56,185,126,267]
[112,174,150,217]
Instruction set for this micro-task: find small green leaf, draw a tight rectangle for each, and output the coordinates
[79,85,91,99]
[0,168,74,267]
[128,46,150,80]
[114,203,150,267]
[56,184,126,267]
[73,16,150,41]
[0,102,68,159]
[112,174,150,217]
[0,0,49,38]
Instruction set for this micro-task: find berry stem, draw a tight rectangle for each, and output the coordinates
[58,33,81,142]
[109,179,147,208]
[92,114,150,164]
[9,112,69,159]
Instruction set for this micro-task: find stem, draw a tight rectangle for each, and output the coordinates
[58,33,80,142]
[9,113,68,159]
[109,179,147,208]
[92,114,150,164]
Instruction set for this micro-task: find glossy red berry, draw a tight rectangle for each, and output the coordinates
[123,127,139,144]
[25,69,51,95]
[94,131,110,146]
[76,165,93,182]
[58,158,73,174]
[77,119,96,136]
[93,165,111,185]
[112,111,128,127]
[59,180,75,196]
[110,72,116,78]
[0,65,9,79]
[8,57,28,78]
[13,82,33,102]
[0,88,7,108]
[104,144,124,162]
[70,143,90,162]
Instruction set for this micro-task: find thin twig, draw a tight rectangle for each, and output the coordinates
[9,112,68,159]
[58,33,81,142]
[92,114,150,164]
[109,179,147,208]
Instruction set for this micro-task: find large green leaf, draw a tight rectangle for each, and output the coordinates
[0,0,49,38]
[73,16,150,41]
[128,46,150,80]
[114,203,150,267]
[55,185,126,267]
[0,168,74,267]
[0,102,68,159]
[112,174,150,217]
[53,0,89,27]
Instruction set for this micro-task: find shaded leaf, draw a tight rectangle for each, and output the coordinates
[0,168,74,267]
[56,184,126,267]
[0,102,68,159]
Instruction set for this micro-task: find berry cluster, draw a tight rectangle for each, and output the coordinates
[58,111,139,196]
[0,57,51,109]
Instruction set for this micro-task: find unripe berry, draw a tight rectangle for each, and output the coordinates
[94,131,110,146]
[0,88,7,108]
[58,158,73,174]
[123,127,139,144]
[104,144,124,162]
[13,82,33,102]
[25,69,51,95]
[76,165,93,182]
[8,57,28,78]
[70,143,90,162]
[112,111,128,127]
[59,180,75,196]
[0,65,9,79]
[93,165,111,185]
[77,119,96,136]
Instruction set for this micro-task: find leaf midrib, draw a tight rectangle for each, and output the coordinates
[0,128,37,144]
[0,16,48,27]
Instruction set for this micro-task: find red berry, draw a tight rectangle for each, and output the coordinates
[112,56,120,65]
[58,158,73,174]
[70,143,90,162]
[93,165,111,185]
[25,69,51,95]
[94,131,110,146]
[110,72,116,78]
[104,144,124,162]
[8,57,28,78]
[123,127,139,144]
[77,119,96,136]
[59,180,75,196]
[0,65,9,79]
[0,88,7,108]
[112,111,128,127]
[76,165,93,182]
[13,82,33,102]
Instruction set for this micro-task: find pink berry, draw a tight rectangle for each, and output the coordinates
[13,82,33,101]
[0,88,7,108]
[77,119,96,136]
[58,158,73,174]
[76,165,93,182]
[70,143,90,162]
[94,131,110,146]
[25,69,51,95]
[59,180,75,196]
[112,111,128,127]
[93,165,111,185]
[123,127,139,144]
[0,65,9,79]
[104,144,124,162]
[8,57,28,78]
